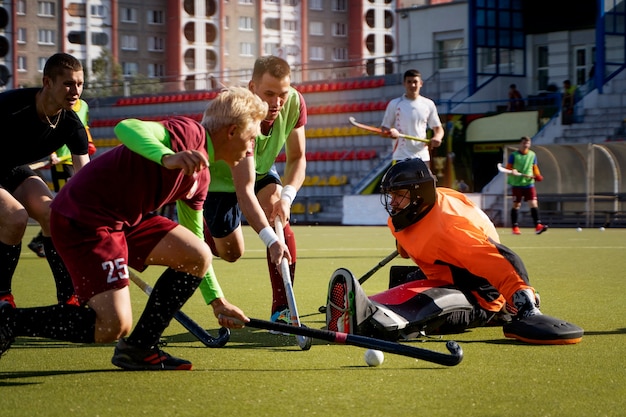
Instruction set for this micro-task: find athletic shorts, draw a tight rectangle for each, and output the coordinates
[204,167,282,238]
[0,165,40,193]
[512,186,537,204]
[50,211,177,302]
[50,164,75,192]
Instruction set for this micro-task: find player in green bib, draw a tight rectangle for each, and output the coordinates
[202,56,307,324]
[505,136,548,235]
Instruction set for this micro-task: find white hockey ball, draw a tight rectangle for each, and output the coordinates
[364,349,384,367]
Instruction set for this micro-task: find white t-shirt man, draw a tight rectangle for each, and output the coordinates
[381,94,442,162]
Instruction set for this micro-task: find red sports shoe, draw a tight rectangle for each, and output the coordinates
[512,226,521,235]
[535,224,548,235]
[0,294,15,308]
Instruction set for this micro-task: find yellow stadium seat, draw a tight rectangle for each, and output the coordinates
[291,202,305,214]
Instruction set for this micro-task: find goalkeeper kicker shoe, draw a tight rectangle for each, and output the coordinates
[326,271,354,333]
[111,338,192,371]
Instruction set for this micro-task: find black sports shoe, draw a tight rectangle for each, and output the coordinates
[27,232,46,258]
[0,301,15,359]
[111,338,192,371]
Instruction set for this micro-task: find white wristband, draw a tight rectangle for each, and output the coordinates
[281,185,297,206]
[259,226,279,248]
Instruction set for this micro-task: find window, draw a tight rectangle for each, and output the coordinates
[239,16,253,30]
[17,56,26,71]
[17,28,26,44]
[239,0,253,4]
[265,17,280,30]
[537,46,549,90]
[122,62,139,76]
[284,20,297,32]
[310,46,324,61]
[310,21,323,36]
[121,35,138,51]
[310,0,323,10]
[17,0,26,15]
[332,22,347,37]
[38,29,55,45]
[38,57,46,72]
[240,42,254,56]
[265,42,280,55]
[437,38,464,69]
[332,0,346,12]
[121,7,137,23]
[148,63,165,78]
[224,16,230,29]
[38,1,55,17]
[147,10,164,24]
[332,47,347,61]
[148,37,165,52]
[91,4,106,17]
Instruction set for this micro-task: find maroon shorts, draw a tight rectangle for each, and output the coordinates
[50,211,178,302]
[511,186,537,204]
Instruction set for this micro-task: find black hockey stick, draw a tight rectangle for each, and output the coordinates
[128,270,230,348]
[243,317,463,366]
[318,250,399,313]
[358,250,399,285]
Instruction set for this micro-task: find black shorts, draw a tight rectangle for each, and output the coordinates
[0,165,40,193]
[204,168,282,238]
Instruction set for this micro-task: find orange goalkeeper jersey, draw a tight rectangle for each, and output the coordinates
[389,188,533,312]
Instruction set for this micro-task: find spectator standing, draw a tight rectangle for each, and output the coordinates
[507,84,525,111]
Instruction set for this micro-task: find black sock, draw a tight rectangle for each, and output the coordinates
[126,268,202,348]
[510,208,519,226]
[14,304,96,343]
[531,207,541,225]
[42,237,75,304]
[0,241,21,295]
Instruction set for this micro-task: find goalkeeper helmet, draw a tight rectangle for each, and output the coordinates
[380,158,436,231]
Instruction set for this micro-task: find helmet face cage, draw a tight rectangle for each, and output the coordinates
[380,159,436,230]
[380,187,422,217]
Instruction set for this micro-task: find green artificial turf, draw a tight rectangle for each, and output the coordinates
[1,225,625,417]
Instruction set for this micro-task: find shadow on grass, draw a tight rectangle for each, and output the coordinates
[0,368,118,387]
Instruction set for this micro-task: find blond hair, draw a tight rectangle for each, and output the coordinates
[201,86,268,133]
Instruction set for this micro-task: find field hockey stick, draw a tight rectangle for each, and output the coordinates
[348,117,430,143]
[29,154,72,170]
[275,216,313,350]
[497,163,534,179]
[358,250,399,285]
[227,316,462,366]
[128,270,230,348]
[318,250,399,314]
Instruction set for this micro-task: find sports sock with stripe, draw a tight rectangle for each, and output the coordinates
[126,268,202,348]
[42,236,75,304]
[0,241,21,296]
[267,223,297,314]
[13,304,96,343]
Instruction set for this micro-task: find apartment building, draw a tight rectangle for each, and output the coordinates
[1,0,400,92]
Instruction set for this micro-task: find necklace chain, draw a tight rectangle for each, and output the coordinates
[45,111,61,129]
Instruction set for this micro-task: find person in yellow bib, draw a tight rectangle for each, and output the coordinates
[505,136,547,235]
